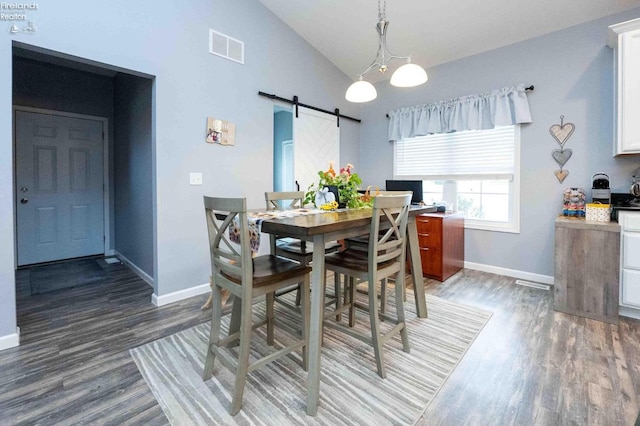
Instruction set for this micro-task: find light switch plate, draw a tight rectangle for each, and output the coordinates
[190,172,203,185]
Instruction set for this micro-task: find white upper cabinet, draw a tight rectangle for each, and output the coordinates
[609,18,640,156]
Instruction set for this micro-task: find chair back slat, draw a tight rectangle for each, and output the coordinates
[265,191,305,210]
[368,194,411,269]
[204,196,252,295]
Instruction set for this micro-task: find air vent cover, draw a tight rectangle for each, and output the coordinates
[209,29,244,64]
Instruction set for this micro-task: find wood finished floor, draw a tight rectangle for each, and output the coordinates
[1,259,639,425]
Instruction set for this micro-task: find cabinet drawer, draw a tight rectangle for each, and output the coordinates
[419,246,441,265]
[420,246,442,277]
[622,269,640,307]
[416,216,441,233]
[418,233,433,247]
[620,212,640,232]
[623,233,640,269]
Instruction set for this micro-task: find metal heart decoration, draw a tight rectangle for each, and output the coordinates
[554,169,569,183]
[549,123,575,146]
[552,148,573,167]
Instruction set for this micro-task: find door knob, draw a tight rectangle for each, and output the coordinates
[20,198,28,204]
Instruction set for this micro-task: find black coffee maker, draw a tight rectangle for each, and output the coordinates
[591,173,610,204]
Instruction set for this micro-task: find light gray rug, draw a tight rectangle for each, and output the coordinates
[131,292,492,425]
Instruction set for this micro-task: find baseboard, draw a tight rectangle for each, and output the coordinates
[464,261,554,285]
[0,327,20,351]
[114,251,154,288]
[619,306,640,321]
[146,262,553,308]
[152,282,210,307]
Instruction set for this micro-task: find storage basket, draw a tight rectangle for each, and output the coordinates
[585,203,611,222]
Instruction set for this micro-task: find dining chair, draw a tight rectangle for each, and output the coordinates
[323,193,412,378]
[264,191,344,318]
[202,196,311,415]
[343,190,414,314]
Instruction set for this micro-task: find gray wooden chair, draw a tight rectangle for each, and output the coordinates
[343,190,414,314]
[323,194,412,378]
[264,191,343,317]
[202,196,311,415]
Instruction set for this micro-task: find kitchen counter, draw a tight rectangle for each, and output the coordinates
[555,216,620,232]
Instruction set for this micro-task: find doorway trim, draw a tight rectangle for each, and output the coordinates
[12,106,111,269]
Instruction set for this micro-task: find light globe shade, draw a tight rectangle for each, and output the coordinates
[345,80,377,103]
[390,63,428,87]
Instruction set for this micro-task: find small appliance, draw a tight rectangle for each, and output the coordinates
[611,192,640,221]
[631,166,640,198]
[591,172,611,204]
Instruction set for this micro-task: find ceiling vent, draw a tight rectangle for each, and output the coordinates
[209,29,244,64]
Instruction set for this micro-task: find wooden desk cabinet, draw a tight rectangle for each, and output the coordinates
[416,212,464,281]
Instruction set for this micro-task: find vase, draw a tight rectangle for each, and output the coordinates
[325,185,346,209]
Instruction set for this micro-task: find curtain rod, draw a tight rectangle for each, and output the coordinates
[385,85,535,118]
[258,91,362,125]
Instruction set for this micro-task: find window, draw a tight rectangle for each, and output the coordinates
[394,125,520,233]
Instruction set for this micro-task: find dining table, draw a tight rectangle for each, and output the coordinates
[259,204,437,415]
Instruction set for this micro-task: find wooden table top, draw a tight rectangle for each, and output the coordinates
[261,205,437,237]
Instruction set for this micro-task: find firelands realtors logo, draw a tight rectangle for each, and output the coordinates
[2,2,38,34]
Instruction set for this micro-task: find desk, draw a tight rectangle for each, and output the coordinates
[260,205,436,415]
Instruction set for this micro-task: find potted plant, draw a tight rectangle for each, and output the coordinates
[304,162,371,209]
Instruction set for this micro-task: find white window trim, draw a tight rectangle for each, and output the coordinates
[393,125,521,234]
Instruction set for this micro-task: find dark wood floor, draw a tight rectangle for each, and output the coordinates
[1,259,639,424]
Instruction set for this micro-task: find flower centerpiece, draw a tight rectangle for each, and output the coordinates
[304,162,371,209]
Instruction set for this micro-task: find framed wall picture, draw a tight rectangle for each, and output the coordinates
[206,117,236,146]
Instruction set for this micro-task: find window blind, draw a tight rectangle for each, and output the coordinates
[394,125,515,180]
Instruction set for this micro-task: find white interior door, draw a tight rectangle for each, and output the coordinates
[15,111,105,266]
[293,107,340,193]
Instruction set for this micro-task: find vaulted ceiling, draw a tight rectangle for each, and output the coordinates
[259,0,640,83]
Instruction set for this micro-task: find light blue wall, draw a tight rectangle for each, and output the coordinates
[114,74,154,277]
[0,41,14,339]
[0,0,360,339]
[358,8,640,278]
[273,110,293,192]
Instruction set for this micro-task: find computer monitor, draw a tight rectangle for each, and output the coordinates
[385,180,423,205]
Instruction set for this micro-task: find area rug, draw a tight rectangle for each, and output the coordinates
[131,293,492,425]
[30,258,106,295]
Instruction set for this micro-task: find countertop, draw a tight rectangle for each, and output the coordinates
[555,216,621,232]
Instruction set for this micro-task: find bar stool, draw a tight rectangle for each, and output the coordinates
[202,196,311,415]
[323,194,412,378]
[265,191,343,318]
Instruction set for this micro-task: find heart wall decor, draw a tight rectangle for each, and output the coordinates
[549,115,575,184]
[552,148,573,167]
[549,115,575,147]
[555,169,569,183]
[549,123,575,146]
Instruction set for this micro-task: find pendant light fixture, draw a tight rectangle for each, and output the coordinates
[345,0,428,103]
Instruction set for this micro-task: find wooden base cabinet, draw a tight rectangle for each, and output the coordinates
[416,212,464,281]
[554,217,620,324]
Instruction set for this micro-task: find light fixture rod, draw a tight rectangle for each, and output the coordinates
[356,19,412,78]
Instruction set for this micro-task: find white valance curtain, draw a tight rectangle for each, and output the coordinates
[387,84,532,140]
